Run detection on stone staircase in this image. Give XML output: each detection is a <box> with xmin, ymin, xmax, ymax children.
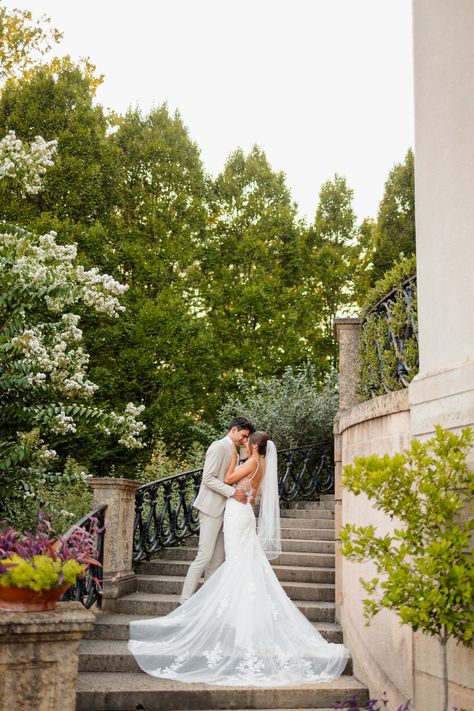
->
<box><xmin>76</xmin><ymin>496</ymin><xmax>368</xmax><ymax>710</ymax></box>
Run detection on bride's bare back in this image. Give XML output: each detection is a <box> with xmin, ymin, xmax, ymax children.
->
<box><xmin>225</xmin><ymin>451</ymin><xmax>264</xmax><ymax>504</ymax></box>
<box><xmin>234</xmin><ymin>459</ymin><xmax>264</xmax><ymax>503</ymax></box>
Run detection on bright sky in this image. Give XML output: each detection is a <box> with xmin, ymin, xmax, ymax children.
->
<box><xmin>6</xmin><ymin>0</ymin><xmax>414</xmax><ymax>223</ymax></box>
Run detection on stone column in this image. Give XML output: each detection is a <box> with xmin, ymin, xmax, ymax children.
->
<box><xmin>411</xmin><ymin>2</ymin><xmax>474</xmax><ymax>707</ymax></box>
<box><xmin>333</xmin><ymin>318</ymin><xmax>360</xmax><ymax>623</ymax></box>
<box><xmin>0</xmin><ymin>602</ymin><xmax>93</xmax><ymax>711</ymax></box>
<box><xmin>89</xmin><ymin>478</ymin><xmax>140</xmax><ymax>602</ymax></box>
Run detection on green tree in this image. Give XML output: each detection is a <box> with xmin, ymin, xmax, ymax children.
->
<box><xmin>304</xmin><ymin>174</ymin><xmax>359</xmax><ymax>364</ymax></box>
<box><xmin>0</xmin><ymin>4</ymin><xmax>62</xmax><ymax>85</ymax></box>
<box><xmin>341</xmin><ymin>426</ymin><xmax>474</xmax><ymax>711</ymax></box>
<box><xmin>201</xmin><ymin>146</ymin><xmax>321</xmax><ymax>386</ymax></box>
<box><xmin>0</xmin><ymin>62</ymin><xmax>116</xmax><ymax>227</ymax></box>
<box><xmin>372</xmin><ymin>149</ymin><xmax>415</xmax><ymax>282</ymax></box>
<box><xmin>75</xmin><ymin>106</ymin><xmax>218</xmax><ymax>456</ymax></box>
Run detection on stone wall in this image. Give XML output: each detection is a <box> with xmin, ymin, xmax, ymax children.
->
<box><xmin>336</xmin><ymin>386</ymin><xmax>474</xmax><ymax>710</ymax></box>
<box><xmin>337</xmin><ymin>389</ymin><xmax>414</xmax><ymax>708</ymax></box>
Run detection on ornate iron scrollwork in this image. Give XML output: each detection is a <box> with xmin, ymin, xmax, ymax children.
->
<box><xmin>60</xmin><ymin>504</ymin><xmax>106</xmax><ymax>609</ymax></box>
<box><xmin>132</xmin><ymin>443</ymin><xmax>334</xmax><ymax>565</ymax></box>
<box><xmin>133</xmin><ymin>468</ymin><xmax>202</xmax><ymax>566</ymax></box>
<box><xmin>360</xmin><ymin>274</ymin><xmax>418</xmax><ymax>399</ymax></box>
<box><xmin>277</xmin><ymin>442</ymin><xmax>334</xmax><ymax>502</ymax></box>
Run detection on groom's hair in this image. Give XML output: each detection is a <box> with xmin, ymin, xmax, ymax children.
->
<box><xmin>228</xmin><ymin>415</ymin><xmax>255</xmax><ymax>433</ymax></box>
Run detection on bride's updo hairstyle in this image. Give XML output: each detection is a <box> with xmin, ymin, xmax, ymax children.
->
<box><xmin>249</xmin><ymin>431</ymin><xmax>270</xmax><ymax>456</ymax></box>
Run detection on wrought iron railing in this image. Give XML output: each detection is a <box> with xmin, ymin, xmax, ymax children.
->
<box><xmin>60</xmin><ymin>504</ymin><xmax>106</xmax><ymax>609</ymax></box>
<box><xmin>133</xmin><ymin>468</ymin><xmax>202</xmax><ymax>565</ymax></box>
<box><xmin>360</xmin><ymin>274</ymin><xmax>418</xmax><ymax>399</ymax></box>
<box><xmin>277</xmin><ymin>442</ymin><xmax>334</xmax><ymax>501</ymax></box>
<box><xmin>133</xmin><ymin>443</ymin><xmax>334</xmax><ymax>565</ymax></box>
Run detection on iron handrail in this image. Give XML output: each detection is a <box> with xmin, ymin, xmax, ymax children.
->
<box><xmin>60</xmin><ymin>504</ymin><xmax>107</xmax><ymax>609</ymax></box>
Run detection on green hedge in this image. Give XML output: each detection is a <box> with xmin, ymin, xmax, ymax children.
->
<box><xmin>360</xmin><ymin>255</ymin><xmax>418</xmax><ymax>400</ymax></box>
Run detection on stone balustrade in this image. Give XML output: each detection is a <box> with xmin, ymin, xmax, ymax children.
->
<box><xmin>0</xmin><ymin>602</ymin><xmax>94</xmax><ymax>711</ymax></box>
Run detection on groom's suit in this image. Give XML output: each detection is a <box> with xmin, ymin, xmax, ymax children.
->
<box><xmin>180</xmin><ymin>436</ymin><xmax>235</xmax><ymax>603</ymax></box>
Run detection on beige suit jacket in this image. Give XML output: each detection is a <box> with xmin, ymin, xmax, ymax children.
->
<box><xmin>193</xmin><ymin>437</ymin><xmax>235</xmax><ymax>518</ymax></box>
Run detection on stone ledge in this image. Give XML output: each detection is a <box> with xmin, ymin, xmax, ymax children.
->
<box><xmin>338</xmin><ymin>389</ymin><xmax>409</xmax><ymax>434</ymax></box>
<box><xmin>0</xmin><ymin>602</ymin><xmax>94</xmax><ymax>639</ymax></box>
<box><xmin>89</xmin><ymin>478</ymin><xmax>141</xmax><ymax>492</ymax></box>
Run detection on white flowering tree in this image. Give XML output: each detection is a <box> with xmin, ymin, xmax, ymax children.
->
<box><xmin>0</xmin><ymin>131</ymin><xmax>145</xmax><ymax>521</ymax></box>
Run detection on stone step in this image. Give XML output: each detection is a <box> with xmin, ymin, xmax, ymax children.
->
<box><xmin>88</xmin><ymin>613</ymin><xmax>344</xmax><ymax>643</ymax></box>
<box><xmin>280</xmin><ymin>508</ymin><xmax>335</xmax><ymax>519</ymax></box>
<box><xmin>104</xmin><ymin>593</ymin><xmax>336</xmax><ymax>621</ymax></box>
<box><xmin>76</xmin><ymin>672</ymin><xmax>367</xmax><ymax>710</ymax></box>
<box><xmin>136</xmin><ymin>575</ymin><xmax>335</xmax><ymax>602</ymax></box>
<box><xmin>281</xmin><ymin>527</ymin><xmax>335</xmax><ymax>541</ymax></box>
<box><xmin>279</xmin><ymin>517</ymin><xmax>335</xmax><ymax>529</ymax></box>
<box><xmin>159</xmin><ymin>547</ymin><xmax>335</xmax><ymax>568</ymax></box>
<box><xmin>79</xmin><ymin>640</ymin><xmax>352</xmax><ymax>675</ymax></box>
<box><xmin>285</xmin><ymin>498</ymin><xmax>335</xmax><ymax>510</ymax></box>
<box><xmin>178</xmin><ymin>538</ymin><xmax>335</xmax><ymax>554</ymax></box>
<box><xmin>138</xmin><ymin>560</ymin><xmax>335</xmax><ymax>584</ymax></box>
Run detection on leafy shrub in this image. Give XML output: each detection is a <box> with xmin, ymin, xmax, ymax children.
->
<box><xmin>341</xmin><ymin>426</ymin><xmax>474</xmax><ymax>711</ymax></box>
<box><xmin>138</xmin><ymin>439</ymin><xmax>206</xmax><ymax>484</ymax></box>
<box><xmin>33</xmin><ymin>458</ymin><xmax>93</xmax><ymax>533</ymax></box>
<box><xmin>359</xmin><ymin>255</ymin><xmax>417</xmax><ymax>400</ymax></box>
<box><xmin>217</xmin><ymin>364</ymin><xmax>338</xmax><ymax>448</ymax></box>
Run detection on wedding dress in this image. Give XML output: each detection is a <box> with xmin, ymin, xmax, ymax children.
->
<box><xmin>128</xmin><ymin>445</ymin><xmax>349</xmax><ymax>686</ymax></box>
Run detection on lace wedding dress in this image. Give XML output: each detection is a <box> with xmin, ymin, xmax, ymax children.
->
<box><xmin>128</xmin><ymin>457</ymin><xmax>349</xmax><ymax>687</ymax></box>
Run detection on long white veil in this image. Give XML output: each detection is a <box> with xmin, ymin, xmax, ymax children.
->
<box><xmin>257</xmin><ymin>440</ymin><xmax>281</xmax><ymax>560</ymax></box>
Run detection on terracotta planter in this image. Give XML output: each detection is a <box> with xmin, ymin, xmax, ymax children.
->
<box><xmin>0</xmin><ymin>582</ymin><xmax>71</xmax><ymax>612</ymax></box>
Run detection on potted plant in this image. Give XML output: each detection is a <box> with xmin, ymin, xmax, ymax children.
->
<box><xmin>0</xmin><ymin>514</ymin><xmax>101</xmax><ymax>611</ymax></box>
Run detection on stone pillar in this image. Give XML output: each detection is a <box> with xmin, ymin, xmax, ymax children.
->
<box><xmin>411</xmin><ymin>2</ymin><xmax>474</xmax><ymax>708</ymax></box>
<box><xmin>333</xmin><ymin>318</ymin><xmax>361</xmax><ymax>412</ymax></box>
<box><xmin>333</xmin><ymin>318</ymin><xmax>360</xmax><ymax>623</ymax></box>
<box><xmin>0</xmin><ymin>602</ymin><xmax>93</xmax><ymax>711</ymax></box>
<box><xmin>89</xmin><ymin>478</ymin><xmax>140</xmax><ymax>601</ymax></box>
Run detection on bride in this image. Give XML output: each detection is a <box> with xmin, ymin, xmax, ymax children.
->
<box><xmin>128</xmin><ymin>431</ymin><xmax>349</xmax><ymax>686</ymax></box>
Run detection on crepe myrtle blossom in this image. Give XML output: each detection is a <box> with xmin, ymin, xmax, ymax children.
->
<box><xmin>4</xmin><ymin>230</ymin><xmax>127</xmax><ymax>318</ymax></box>
<box><xmin>103</xmin><ymin>403</ymin><xmax>147</xmax><ymax>449</ymax></box>
<box><xmin>11</xmin><ymin>318</ymin><xmax>98</xmax><ymax>399</ymax></box>
<box><xmin>0</xmin><ymin>130</ymin><xmax>57</xmax><ymax>196</ymax></box>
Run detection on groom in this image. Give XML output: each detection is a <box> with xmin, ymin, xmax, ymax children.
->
<box><xmin>180</xmin><ymin>415</ymin><xmax>255</xmax><ymax>603</ymax></box>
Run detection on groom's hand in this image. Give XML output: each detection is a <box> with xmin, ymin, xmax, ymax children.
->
<box><xmin>232</xmin><ymin>489</ymin><xmax>247</xmax><ymax>504</ymax></box>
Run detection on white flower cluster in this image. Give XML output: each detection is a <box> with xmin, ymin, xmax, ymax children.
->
<box><xmin>0</xmin><ymin>130</ymin><xmax>58</xmax><ymax>195</ymax></box>
<box><xmin>103</xmin><ymin>403</ymin><xmax>147</xmax><ymax>449</ymax></box>
<box><xmin>74</xmin><ymin>265</ymin><xmax>127</xmax><ymax>318</ymax></box>
<box><xmin>2</xmin><ymin>229</ymin><xmax>128</xmax><ymax>319</ymax></box>
<box><xmin>12</xmin><ymin>314</ymin><xmax>98</xmax><ymax>399</ymax></box>
<box><xmin>51</xmin><ymin>412</ymin><xmax>77</xmax><ymax>435</ymax></box>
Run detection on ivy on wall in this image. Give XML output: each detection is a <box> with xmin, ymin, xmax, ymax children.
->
<box><xmin>359</xmin><ymin>255</ymin><xmax>418</xmax><ymax>400</ymax></box>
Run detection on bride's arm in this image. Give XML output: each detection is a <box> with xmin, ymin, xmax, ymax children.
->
<box><xmin>224</xmin><ymin>455</ymin><xmax>256</xmax><ymax>485</ymax></box>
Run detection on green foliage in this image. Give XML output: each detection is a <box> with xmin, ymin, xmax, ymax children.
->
<box><xmin>341</xmin><ymin>426</ymin><xmax>474</xmax><ymax>648</ymax></box>
<box><xmin>0</xmin><ymin>5</ymin><xmax>62</xmax><ymax>85</ymax></box>
<box><xmin>218</xmin><ymin>364</ymin><xmax>338</xmax><ymax>448</ymax></box>
<box><xmin>0</xmin><ymin>554</ymin><xmax>84</xmax><ymax>591</ymax></box>
<box><xmin>201</xmin><ymin>146</ymin><xmax>320</xmax><ymax>383</ymax></box>
<box><xmin>0</xmin><ymin>63</ymin><xmax>116</xmax><ymax>225</ymax></box>
<box><xmin>372</xmin><ymin>149</ymin><xmax>415</xmax><ymax>282</ymax></box>
<box><xmin>139</xmin><ymin>439</ymin><xmax>206</xmax><ymax>484</ymax></box>
<box><xmin>304</xmin><ymin>175</ymin><xmax>364</xmax><ymax>364</ymax></box>
<box><xmin>359</xmin><ymin>254</ymin><xmax>417</xmax><ymax>399</ymax></box>
<box><xmin>33</xmin><ymin>458</ymin><xmax>93</xmax><ymax>534</ymax></box>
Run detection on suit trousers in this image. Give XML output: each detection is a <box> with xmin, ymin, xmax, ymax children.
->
<box><xmin>180</xmin><ymin>510</ymin><xmax>225</xmax><ymax>603</ymax></box>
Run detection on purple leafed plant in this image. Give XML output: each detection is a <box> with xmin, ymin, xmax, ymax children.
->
<box><xmin>334</xmin><ymin>696</ymin><xmax>411</xmax><ymax>711</ymax></box>
<box><xmin>0</xmin><ymin>512</ymin><xmax>103</xmax><ymax>568</ymax></box>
